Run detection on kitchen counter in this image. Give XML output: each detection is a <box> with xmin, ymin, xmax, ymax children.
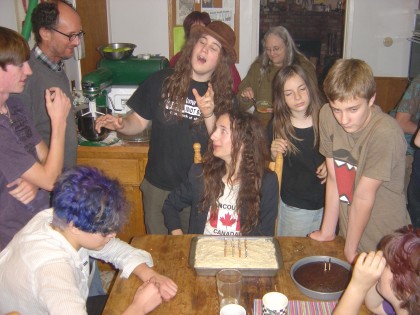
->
<box><xmin>77</xmin><ymin>142</ymin><xmax>149</xmax><ymax>242</ymax></box>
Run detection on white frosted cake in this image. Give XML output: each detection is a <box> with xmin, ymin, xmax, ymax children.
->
<box><xmin>194</xmin><ymin>237</ymin><xmax>278</xmax><ymax>269</ymax></box>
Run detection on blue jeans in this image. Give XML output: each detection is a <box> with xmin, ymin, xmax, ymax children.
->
<box><xmin>88</xmin><ymin>258</ymin><xmax>105</xmax><ymax>296</ymax></box>
<box><xmin>407</xmin><ymin>177</ymin><xmax>420</xmax><ymax>228</ymax></box>
<box><xmin>276</xmin><ymin>199</ymin><xmax>323</xmax><ymax>236</ymax></box>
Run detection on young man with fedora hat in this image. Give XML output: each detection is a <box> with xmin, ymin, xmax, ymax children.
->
<box><xmin>95</xmin><ymin>21</ymin><xmax>237</xmax><ymax>235</ymax></box>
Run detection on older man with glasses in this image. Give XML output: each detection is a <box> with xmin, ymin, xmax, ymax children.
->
<box><xmin>13</xmin><ymin>0</ymin><xmax>82</xmax><ymax>170</ymax></box>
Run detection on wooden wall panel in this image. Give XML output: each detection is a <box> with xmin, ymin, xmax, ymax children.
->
<box><xmin>374</xmin><ymin>77</ymin><xmax>409</xmax><ymax>114</ymax></box>
<box><xmin>76</xmin><ymin>0</ymin><xmax>109</xmax><ymax>76</ymax></box>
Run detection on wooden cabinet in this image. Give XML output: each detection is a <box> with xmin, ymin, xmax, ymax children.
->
<box><xmin>76</xmin><ymin>0</ymin><xmax>109</xmax><ymax>76</ymax></box>
<box><xmin>77</xmin><ymin>144</ymin><xmax>149</xmax><ymax>242</ymax></box>
<box><xmin>374</xmin><ymin>77</ymin><xmax>409</xmax><ymax>114</ymax></box>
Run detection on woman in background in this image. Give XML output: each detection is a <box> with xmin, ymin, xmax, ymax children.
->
<box><xmin>268</xmin><ymin>64</ymin><xmax>326</xmax><ymax>236</ymax></box>
<box><xmin>169</xmin><ymin>11</ymin><xmax>241</xmax><ymax>94</ymax></box>
<box><xmin>163</xmin><ymin>109</ymin><xmax>278</xmax><ymax>236</ymax></box>
<box><xmin>238</xmin><ymin>26</ymin><xmax>317</xmax><ymax>127</ymax></box>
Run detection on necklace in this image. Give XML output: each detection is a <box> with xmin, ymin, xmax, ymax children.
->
<box><xmin>0</xmin><ymin>103</ymin><xmax>14</xmax><ymax>125</ymax></box>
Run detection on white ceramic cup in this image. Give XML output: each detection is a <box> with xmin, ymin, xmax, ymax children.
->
<box><xmin>220</xmin><ymin>303</ymin><xmax>246</xmax><ymax>315</ymax></box>
<box><xmin>216</xmin><ymin>269</ymin><xmax>242</xmax><ymax>308</ymax></box>
<box><xmin>262</xmin><ymin>292</ymin><xmax>288</xmax><ymax>315</ymax></box>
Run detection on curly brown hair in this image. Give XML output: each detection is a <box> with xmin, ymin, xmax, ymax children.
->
<box><xmin>162</xmin><ymin>30</ymin><xmax>234</xmax><ymax>120</ymax></box>
<box><xmin>378</xmin><ymin>225</ymin><xmax>420</xmax><ymax>315</ymax></box>
<box><xmin>200</xmin><ymin>109</ymin><xmax>269</xmax><ymax>234</ymax></box>
<box><xmin>272</xmin><ymin>64</ymin><xmax>324</xmax><ymax>155</ymax></box>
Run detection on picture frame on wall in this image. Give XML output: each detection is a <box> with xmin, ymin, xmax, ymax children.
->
<box><xmin>168</xmin><ymin>0</ymin><xmax>240</xmax><ymax>62</ymax></box>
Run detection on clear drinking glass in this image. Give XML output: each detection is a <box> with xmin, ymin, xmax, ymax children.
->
<box><xmin>216</xmin><ymin>269</ymin><xmax>242</xmax><ymax>308</ymax></box>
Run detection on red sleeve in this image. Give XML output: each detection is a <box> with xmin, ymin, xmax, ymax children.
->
<box><xmin>169</xmin><ymin>52</ymin><xmax>181</xmax><ymax>68</ymax></box>
<box><xmin>230</xmin><ymin>64</ymin><xmax>241</xmax><ymax>94</ymax></box>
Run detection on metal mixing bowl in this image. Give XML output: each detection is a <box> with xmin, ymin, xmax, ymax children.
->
<box><xmin>97</xmin><ymin>43</ymin><xmax>136</xmax><ymax>60</ymax></box>
<box><xmin>77</xmin><ymin>107</ymin><xmax>110</xmax><ymax>141</ymax></box>
<box><xmin>290</xmin><ymin>256</ymin><xmax>352</xmax><ymax>301</ymax></box>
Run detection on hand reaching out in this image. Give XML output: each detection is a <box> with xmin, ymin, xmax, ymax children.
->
<box><xmin>308</xmin><ymin>230</ymin><xmax>335</xmax><ymax>242</ymax></box>
<box><xmin>124</xmin><ymin>278</ymin><xmax>162</xmax><ymax>315</ymax></box>
<box><xmin>351</xmin><ymin>251</ymin><xmax>386</xmax><ymax>291</ymax></box>
<box><xmin>152</xmin><ymin>273</ymin><xmax>178</xmax><ymax>302</ymax></box>
<box><xmin>316</xmin><ymin>161</ymin><xmax>327</xmax><ymax>184</ymax></box>
<box><xmin>7</xmin><ymin>178</ymin><xmax>38</xmax><ymax>204</ymax></box>
<box><xmin>332</xmin><ymin>251</ymin><xmax>386</xmax><ymax>315</ymax></box>
<box><xmin>240</xmin><ymin>87</ymin><xmax>255</xmax><ymax>101</ymax></box>
<box><xmin>95</xmin><ymin>114</ymin><xmax>124</xmax><ymax>133</ymax></box>
<box><xmin>193</xmin><ymin>82</ymin><xmax>214</xmax><ymax>118</ymax></box>
<box><xmin>271</xmin><ymin>138</ymin><xmax>288</xmax><ymax>159</ymax></box>
<box><xmin>45</xmin><ymin>87</ymin><xmax>70</xmax><ymax>126</ymax></box>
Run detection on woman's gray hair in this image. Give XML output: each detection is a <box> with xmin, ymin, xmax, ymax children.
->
<box><xmin>258</xmin><ymin>26</ymin><xmax>300</xmax><ymax>84</ymax></box>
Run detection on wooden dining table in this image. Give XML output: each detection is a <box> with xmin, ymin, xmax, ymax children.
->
<box><xmin>102</xmin><ymin>235</ymin><xmax>372</xmax><ymax>315</ymax></box>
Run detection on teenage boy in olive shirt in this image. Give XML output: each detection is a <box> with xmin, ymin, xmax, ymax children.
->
<box><xmin>309</xmin><ymin>59</ymin><xmax>411</xmax><ymax>263</ymax></box>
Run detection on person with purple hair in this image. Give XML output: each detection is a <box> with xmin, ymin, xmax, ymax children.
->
<box><xmin>0</xmin><ymin>166</ymin><xmax>177</xmax><ymax>315</ymax></box>
<box><xmin>333</xmin><ymin>225</ymin><xmax>420</xmax><ymax>315</ymax></box>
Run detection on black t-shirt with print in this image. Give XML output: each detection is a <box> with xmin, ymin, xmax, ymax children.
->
<box><xmin>127</xmin><ymin>68</ymin><xmax>209</xmax><ymax>190</ymax></box>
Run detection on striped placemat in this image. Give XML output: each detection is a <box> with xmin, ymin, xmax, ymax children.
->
<box><xmin>254</xmin><ymin>299</ymin><xmax>338</xmax><ymax>315</ymax></box>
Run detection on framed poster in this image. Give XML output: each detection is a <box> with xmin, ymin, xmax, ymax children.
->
<box><xmin>168</xmin><ymin>0</ymin><xmax>240</xmax><ymax>62</ymax></box>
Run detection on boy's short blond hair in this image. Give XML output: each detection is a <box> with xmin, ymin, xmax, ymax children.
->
<box><xmin>323</xmin><ymin>59</ymin><xmax>376</xmax><ymax>103</ymax></box>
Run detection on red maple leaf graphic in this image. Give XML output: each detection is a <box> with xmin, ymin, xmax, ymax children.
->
<box><xmin>220</xmin><ymin>213</ymin><xmax>237</xmax><ymax>227</ymax></box>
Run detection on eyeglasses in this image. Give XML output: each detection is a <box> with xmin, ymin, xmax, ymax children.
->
<box><xmin>50</xmin><ymin>27</ymin><xmax>85</xmax><ymax>42</ymax></box>
<box><xmin>265</xmin><ymin>46</ymin><xmax>282</xmax><ymax>54</ymax></box>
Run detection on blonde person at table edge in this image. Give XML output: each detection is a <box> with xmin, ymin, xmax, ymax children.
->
<box><xmin>162</xmin><ymin>109</ymin><xmax>279</xmax><ymax>236</ymax></box>
<box><xmin>268</xmin><ymin>64</ymin><xmax>327</xmax><ymax>237</ymax></box>
<box><xmin>333</xmin><ymin>225</ymin><xmax>420</xmax><ymax>315</ymax></box>
<box><xmin>0</xmin><ymin>166</ymin><xmax>177</xmax><ymax>315</ymax></box>
<box><xmin>95</xmin><ymin>21</ymin><xmax>237</xmax><ymax>235</ymax></box>
<box><xmin>309</xmin><ymin>59</ymin><xmax>411</xmax><ymax>263</ymax></box>
<box><xmin>238</xmin><ymin>26</ymin><xmax>317</xmax><ymax>128</ymax></box>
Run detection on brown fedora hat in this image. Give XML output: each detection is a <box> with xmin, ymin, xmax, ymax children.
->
<box><xmin>191</xmin><ymin>21</ymin><xmax>237</xmax><ymax>63</ymax></box>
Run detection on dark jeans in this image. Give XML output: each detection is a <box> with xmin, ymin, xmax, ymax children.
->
<box><xmin>86</xmin><ymin>294</ymin><xmax>108</xmax><ymax>315</ymax></box>
<box><xmin>407</xmin><ymin>178</ymin><xmax>420</xmax><ymax>228</ymax></box>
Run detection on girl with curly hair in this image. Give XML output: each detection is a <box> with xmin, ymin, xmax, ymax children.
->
<box><xmin>334</xmin><ymin>225</ymin><xmax>420</xmax><ymax>315</ymax></box>
<box><xmin>163</xmin><ymin>109</ymin><xmax>279</xmax><ymax>236</ymax></box>
<box><xmin>268</xmin><ymin>64</ymin><xmax>326</xmax><ymax>236</ymax></box>
<box><xmin>95</xmin><ymin>21</ymin><xmax>237</xmax><ymax>235</ymax></box>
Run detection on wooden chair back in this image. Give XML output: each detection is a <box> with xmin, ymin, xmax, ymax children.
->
<box><xmin>268</xmin><ymin>154</ymin><xmax>283</xmax><ymax>194</ymax></box>
<box><xmin>269</xmin><ymin>154</ymin><xmax>283</xmax><ymax>236</ymax></box>
<box><xmin>193</xmin><ymin>143</ymin><xmax>202</xmax><ymax>163</ymax></box>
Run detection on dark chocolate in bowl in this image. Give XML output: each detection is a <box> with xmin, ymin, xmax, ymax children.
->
<box><xmin>77</xmin><ymin>107</ymin><xmax>110</xmax><ymax>142</ymax></box>
<box><xmin>290</xmin><ymin>256</ymin><xmax>352</xmax><ymax>300</ymax></box>
<box><xmin>294</xmin><ymin>261</ymin><xmax>351</xmax><ymax>292</ymax></box>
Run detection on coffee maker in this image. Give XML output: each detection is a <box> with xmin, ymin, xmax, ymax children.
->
<box><xmin>81</xmin><ymin>55</ymin><xmax>169</xmax><ymax>114</ymax></box>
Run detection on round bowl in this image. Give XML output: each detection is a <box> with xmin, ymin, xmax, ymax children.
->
<box><xmin>77</xmin><ymin>107</ymin><xmax>110</xmax><ymax>141</ymax></box>
<box><xmin>255</xmin><ymin>100</ymin><xmax>273</xmax><ymax>114</ymax></box>
<box><xmin>290</xmin><ymin>256</ymin><xmax>352</xmax><ymax>301</ymax></box>
<box><xmin>97</xmin><ymin>43</ymin><xmax>136</xmax><ymax>60</ymax></box>
<box><xmin>117</xmin><ymin>124</ymin><xmax>151</xmax><ymax>142</ymax></box>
